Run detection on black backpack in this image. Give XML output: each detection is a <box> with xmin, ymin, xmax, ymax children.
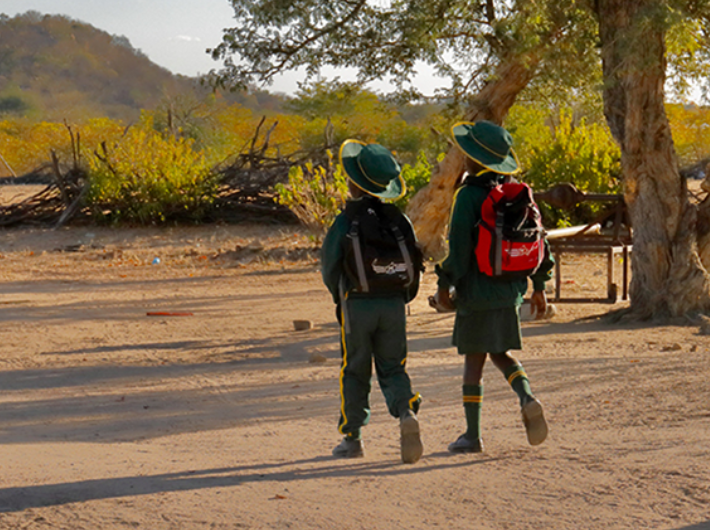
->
<box><xmin>342</xmin><ymin>197</ymin><xmax>423</xmax><ymax>297</ymax></box>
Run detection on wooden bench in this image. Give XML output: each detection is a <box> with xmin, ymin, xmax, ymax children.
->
<box><xmin>536</xmin><ymin>183</ymin><xmax>633</xmax><ymax>303</ymax></box>
<box><xmin>549</xmin><ymin>240</ymin><xmax>631</xmax><ymax>303</ymax></box>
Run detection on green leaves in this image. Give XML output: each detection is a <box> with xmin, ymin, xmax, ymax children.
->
<box><xmin>211</xmin><ymin>0</ymin><xmax>609</xmax><ymax>118</ymax></box>
<box><xmin>274</xmin><ymin>152</ymin><xmax>348</xmax><ymax>239</ymax></box>
<box><xmin>393</xmin><ymin>151</ymin><xmax>436</xmax><ymax>211</ymax></box>
<box><xmin>507</xmin><ymin>106</ymin><xmax>621</xmax><ymax>227</ymax></box>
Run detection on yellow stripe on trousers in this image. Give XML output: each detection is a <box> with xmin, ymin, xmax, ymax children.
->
<box><xmin>338</xmin><ymin>304</ymin><xmax>349</xmax><ymax>434</ymax></box>
<box><xmin>408</xmin><ymin>392</ymin><xmax>421</xmax><ymax>409</ymax></box>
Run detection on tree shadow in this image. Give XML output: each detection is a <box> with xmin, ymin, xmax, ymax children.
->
<box><xmin>2</xmin><ymin>298</ymin><xmax>675</xmax><ymax>447</ymax></box>
<box><xmin>0</xmin><ymin>452</ymin><xmax>505</xmax><ymax>513</ymax></box>
<box><xmin>0</xmin><ymin>345</ymin><xmax>658</xmax><ymax>446</ymax></box>
<box><xmin>0</xmin><ymin>281</ymin><xmax>322</xmax><ymax>324</ymax></box>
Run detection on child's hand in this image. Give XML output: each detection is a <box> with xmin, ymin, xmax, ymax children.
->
<box><xmin>428</xmin><ymin>287</ymin><xmax>456</xmax><ymax>313</ymax></box>
<box><xmin>530</xmin><ymin>290</ymin><xmax>548</xmax><ymax>319</ymax></box>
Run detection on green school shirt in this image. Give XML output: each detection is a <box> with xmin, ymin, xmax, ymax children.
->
<box><xmin>321</xmin><ymin>212</ymin><xmax>351</xmax><ymax>304</ymax></box>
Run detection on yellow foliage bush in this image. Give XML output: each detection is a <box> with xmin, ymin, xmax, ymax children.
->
<box><xmin>0</xmin><ymin>117</ymin><xmax>126</xmax><ymax>175</ymax></box>
<box><xmin>85</xmin><ymin>118</ymin><xmax>218</xmax><ymax>223</ymax></box>
<box><xmin>666</xmin><ymin>103</ymin><xmax>710</xmax><ymax>167</ymax></box>
<box><xmin>0</xmin><ymin>119</ymin><xmax>65</xmax><ymax>174</ymax></box>
<box><xmin>274</xmin><ymin>152</ymin><xmax>348</xmax><ymax>239</ymax></box>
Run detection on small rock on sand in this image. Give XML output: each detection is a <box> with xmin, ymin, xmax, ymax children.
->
<box><xmin>293</xmin><ymin>319</ymin><xmax>313</xmax><ymax>331</ymax></box>
<box><xmin>309</xmin><ymin>353</ymin><xmax>328</xmax><ymax>363</ymax></box>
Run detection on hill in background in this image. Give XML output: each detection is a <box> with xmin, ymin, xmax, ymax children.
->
<box><xmin>0</xmin><ymin>11</ymin><xmax>285</xmax><ymax>122</ymax></box>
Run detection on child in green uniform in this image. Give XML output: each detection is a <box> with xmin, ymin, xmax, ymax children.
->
<box><xmin>321</xmin><ymin>140</ymin><xmax>423</xmax><ymax>464</ymax></box>
<box><xmin>431</xmin><ymin>121</ymin><xmax>554</xmax><ymax>453</ymax></box>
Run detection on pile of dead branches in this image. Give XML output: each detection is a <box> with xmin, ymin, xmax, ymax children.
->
<box><xmin>0</xmin><ymin>125</ymin><xmax>88</xmax><ymax>228</ymax></box>
<box><xmin>0</xmin><ymin>118</ymin><xmax>337</xmax><ymax>227</ymax></box>
<box><xmin>211</xmin><ymin>116</ymin><xmax>337</xmax><ymax>222</ymax></box>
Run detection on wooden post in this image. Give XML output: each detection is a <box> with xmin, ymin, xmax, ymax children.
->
<box><xmin>623</xmin><ymin>245</ymin><xmax>630</xmax><ymax>301</ymax></box>
<box><xmin>607</xmin><ymin>248</ymin><xmax>616</xmax><ymax>300</ymax></box>
<box><xmin>554</xmin><ymin>252</ymin><xmax>562</xmax><ymax>302</ymax></box>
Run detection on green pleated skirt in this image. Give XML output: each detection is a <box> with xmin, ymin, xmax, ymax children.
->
<box><xmin>452</xmin><ymin>306</ymin><xmax>522</xmax><ymax>354</ymax></box>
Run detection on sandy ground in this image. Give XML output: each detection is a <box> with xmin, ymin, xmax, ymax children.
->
<box><xmin>0</xmin><ymin>215</ymin><xmax>709</xmax><ymax>528</ymax></box>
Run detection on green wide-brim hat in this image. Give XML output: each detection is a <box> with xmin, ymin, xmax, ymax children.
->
<box><xmin>452</xmin><ymin>121</ymin><xmax>520</xmax><ymax>175</ymax></box>
<box><xmin>339</xmin><ymin>140</ymin><xmax>406</xmax><ymax>200</ymax></box>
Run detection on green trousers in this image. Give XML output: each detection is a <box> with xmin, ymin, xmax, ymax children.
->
<box><xmin>337</xmin><ymin>296</ymin><xmax>420</xmax><ymax>437</ymax></box>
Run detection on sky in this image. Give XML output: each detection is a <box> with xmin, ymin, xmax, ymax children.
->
<box><xmin>2</xmin><ymin>1</ymin><xmax>235</xmax><ymax>76</ymax></box>
<box><xmin>1</xmin><ymin>0</ymin><xmax>430</xmax><ymax>96</ymax></box>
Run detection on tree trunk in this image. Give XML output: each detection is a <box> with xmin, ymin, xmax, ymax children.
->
<box><xmin>695</xmin><ymin>170</ymin><xmax>710</xmax><ymax>268</ymax></box>
<box><xmin>406</xmin><ymin>56</ymin><xmax>540</xmax><ymax>259</ymax></box>
<box><xmin>595</xmin><ymin>0</ymin><xmax>710</xmax><ymax>318</ymax></box>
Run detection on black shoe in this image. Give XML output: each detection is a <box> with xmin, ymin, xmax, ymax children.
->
<box><xmin>447</xmin><ymin>434</ymin><xmax>484</xmax><ymax>453</ymax></box>
<box><xmin>332</xmin><ymin>437</ymin><xmax>364</xmax><ymax>458</ymax></box>
<box><xmin>399</xmin><ymin>410</ymin><xmax>423</xmax><ymax>464</ymax></box>
<box><xmin>521</xmin><ymin>396</ymin><xmax>548</xmax><ymax>446</ymax></box>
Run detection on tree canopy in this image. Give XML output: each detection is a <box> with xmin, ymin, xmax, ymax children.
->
<box><xmin>211</xmin><ymin>0</ymin><xmax>710</xmax><ymax>107</ymax></box>
<box><xmin>211</xmin><ymin>1</ymin><xmax>604</xmax><ymax>108</ymax></box>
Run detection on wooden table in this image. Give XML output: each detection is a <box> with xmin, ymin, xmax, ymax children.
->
<box><xmin>549</xmin><ymin>239</ymin><xmax>632</xmax><ymax>303</ymax></box>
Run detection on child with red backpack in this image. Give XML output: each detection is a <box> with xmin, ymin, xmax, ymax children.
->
<box><xmin>430</xmin><ymin>121</ymin><xmax>554</xmax><ymax>453</ymax></box>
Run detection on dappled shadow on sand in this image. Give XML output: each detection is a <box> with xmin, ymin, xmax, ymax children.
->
<box><xmin>0</xmin><ymin>330</ymin><xmax>670</xmax><ymax>447</ymax></box>
<box><xmin>674</xmin><ymin>523</ymin><xmax>710</xmax><ymax>530</ymax></box>
<box><xmin>0</xmin><ymin>278</ymin><xmax>323</xmax><ymax>324</ymax></box>
<box><xmin>0</xmin><ymin>274</ymin><xmax>682</xmax><ymax>447</ymax></box>
<box><xmin>0</xmin><ymin>452</ymin><xmax>505</xmax><ymax>513</ymax></box>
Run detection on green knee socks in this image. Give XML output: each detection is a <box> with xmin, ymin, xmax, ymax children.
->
<box><xmin>504</xmin><ymin>364</ymin><xmax>533</xmax><ymax>406</ymax></box>
<box><xmin>462</xmin><ymin>384</ymin><xmax>483</xmax><ymax>441</ymax></box>
<box><xmin>462</xmin><ymin>365</ymin><xmax>533</xmax><ymax>440</ymax></box>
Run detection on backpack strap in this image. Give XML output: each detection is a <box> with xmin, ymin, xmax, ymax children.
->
<box><xmin>390</xmin><ymin>224</ymin><xmax>415</xmax><ymax>288</ymax></box>
<box><xmin>380</xmin><ymin>202</ymin><xmax>416</xmax><ymax>288</ymax></box>
<box><xmin>494</xmin><ymin>207</ymin><xmax>505</xmax><ymax>276</ymax></box>
<box><xmin>346</xmin><ymin>218</ymin><xmax>370</xmax><ymax>293</ymax></box>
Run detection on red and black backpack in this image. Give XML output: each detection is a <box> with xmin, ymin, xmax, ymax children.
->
<box><xmin>470</xmin><ymin>176</ymin><xmax>545</xmax><ymax>280</ymax></box>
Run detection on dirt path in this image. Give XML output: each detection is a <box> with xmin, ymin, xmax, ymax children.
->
<box><xmin>0</xmin><ymin>224</ymin><xmax>709</xmax><ymax>529</ymax></box>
